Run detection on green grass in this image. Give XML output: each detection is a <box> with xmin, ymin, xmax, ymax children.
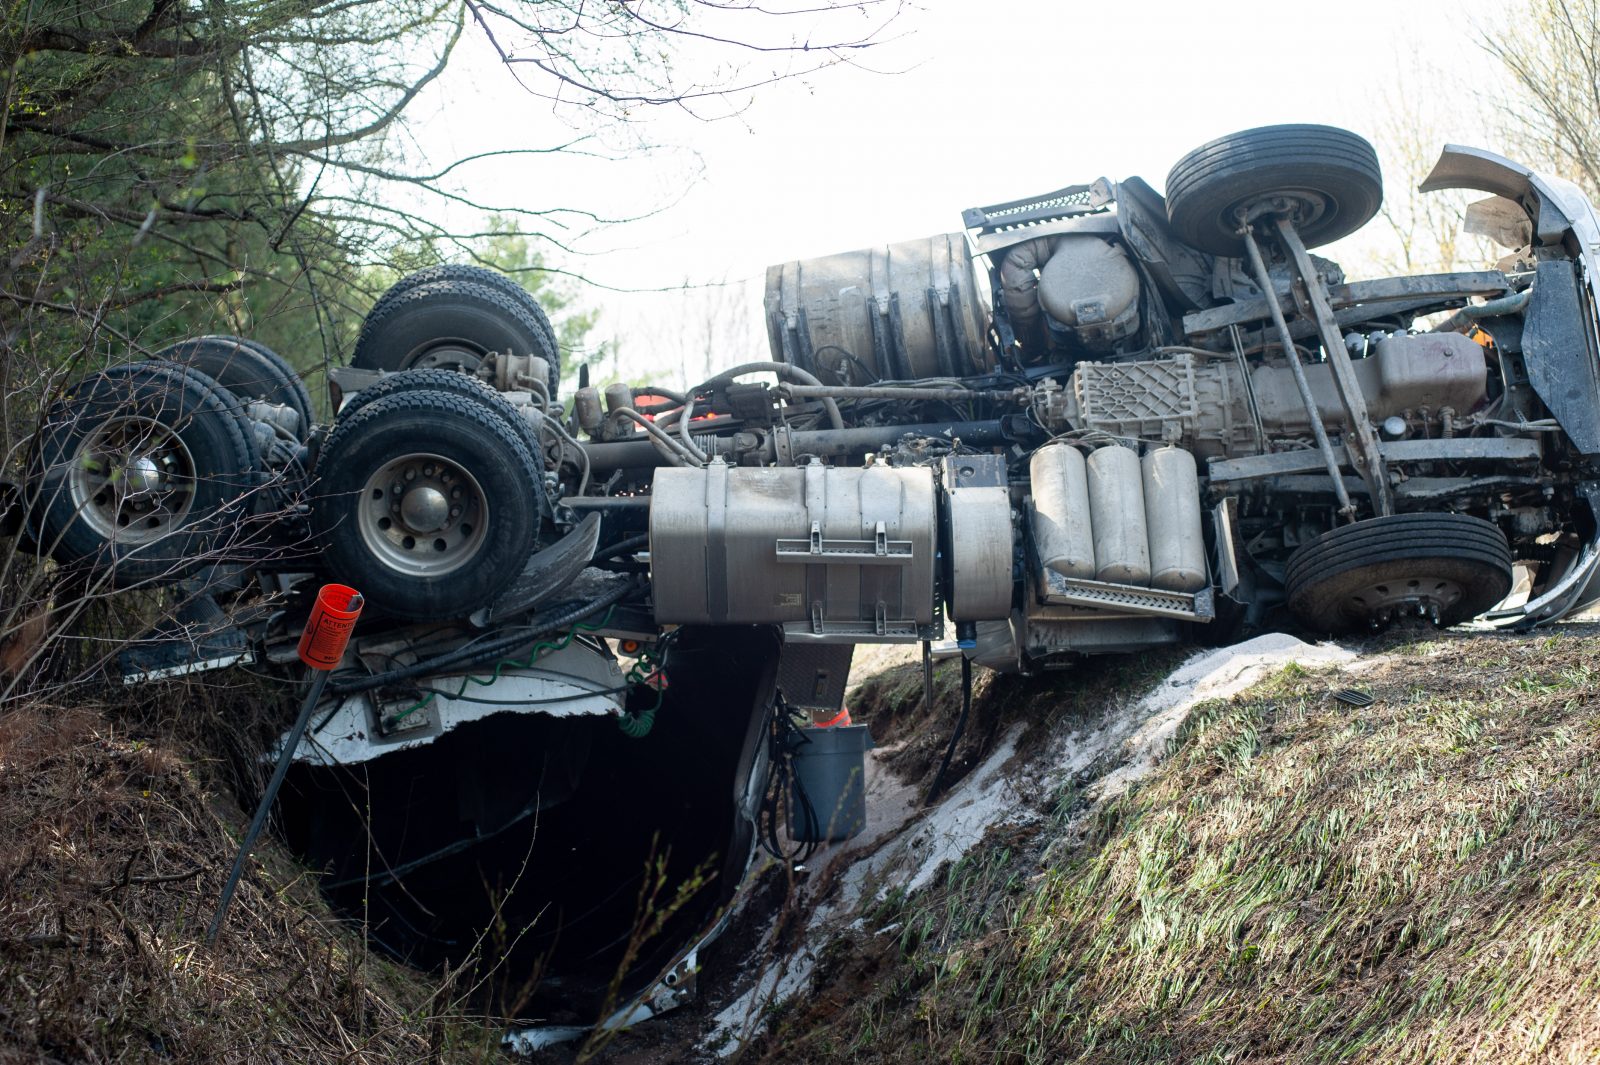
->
<box><xmin>763</xmin><ymin>631</ymin><xmax>1600</xmax><ymax>1064</ymax></box>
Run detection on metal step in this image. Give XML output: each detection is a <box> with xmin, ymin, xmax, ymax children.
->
<box><xmin>1039</xmin><ymin>570</ymin><xmax>1214</xmax><ymax>622</ymax></box>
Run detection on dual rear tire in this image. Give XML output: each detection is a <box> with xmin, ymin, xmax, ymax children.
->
<box><xmin>28</xmin><ymin>361</ymin><xmax>261</xmax><ymax>586</ymax></box>
<box><xmin>313</xmin><ymin>267</ymin><xmax>565</xmax><ymax>619</ymax></box>
<box><xmin>311</xmin><ymin>384</ymin><xmax>545</xmax><ymax>621</ymax></box>
<box><xmin>351</xmin><ymin>268</ymin><xmax>561</xmax><ymax>395</ymax></box>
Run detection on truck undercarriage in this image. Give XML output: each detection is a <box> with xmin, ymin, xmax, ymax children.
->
<box><xmin>11</xmin><ymin>126</ymin><xmax>1600</xmax><ymax>1035</ymax></box>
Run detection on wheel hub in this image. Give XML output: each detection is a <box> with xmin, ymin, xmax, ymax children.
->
<box><xmin>1234</xmin><ymin>190</ymin><xmax>1330</xmax><ymax>232</ymax></box>
<box><xmin>400</xmin><ymin>485</ymin><xmax>450</xmax><ymax>532</ymax></box>
<box><xmin>121</xmin><ymin>455</ymin><xmax>163</xmax><ymax>498</ymax></box>
<box><xmin>68</xmin><ymin>415</ymin><xmax>197</xmax><ymax>544</ymax></box>
<box><xmin>1345</xmin><ymin>574</ymin><xmax>1464</xmax><ymax>629</ymax></box>
<box><xmin>358</xmin><ymin>453</ymin><xmax>487</xmax><ymax>577</ymax></box>
<box><xmin>408</xmin><ymin>341</ymin><xmax>483</xmax><ymax>373</ymax></box>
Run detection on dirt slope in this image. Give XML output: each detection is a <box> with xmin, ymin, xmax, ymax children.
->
<box><xmin>0</xmin><ymin>696</ymin><xmax>506</xmax><ymax>1064</ymax></box>
<box><xmin>10</xmin><ymin>628</ymin><xmax>1600</xmax><ymax>1064</ymax></box>
<box><xmin>739</xmin><ymin>628</ymin><xmax>1600</xmax><ymax>1064</ymax></box>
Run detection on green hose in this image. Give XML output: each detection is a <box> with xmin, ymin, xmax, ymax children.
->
<box><xmin>384</xmin><ymin>608</ymin><xmax>616</xmax><ymax>729</ymax></box>
<box><xmin>616</xmin><ymin>643</ymin><xmax>667</xmax><ymax>738</ymax></box>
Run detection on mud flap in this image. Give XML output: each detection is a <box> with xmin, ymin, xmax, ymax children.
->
<box><xmin>469</xmin><ymin>511</ymin><xmax>602</xmax><ymax>627</ymax></box>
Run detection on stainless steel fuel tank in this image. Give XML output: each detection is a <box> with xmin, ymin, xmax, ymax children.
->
<box><xmin>650</xmin><ymin>461</ymin><xmax>937</xmax><ymax>640</ymax></box>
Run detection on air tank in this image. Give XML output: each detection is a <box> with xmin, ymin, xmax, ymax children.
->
<box><xmin>1142</xmin><ymin>446</ymin><xmax>1207</xmax><ymax>592</ymax></box>
<box><xmin>603</xmin><ymin>382</ymin><xmax>634</xmax><ymax>413</ymax></box>
<box><xmin>573</xmin><ymin>386</ymin><xmax>604</xmax><ymax>435</ymax></box>
<box><xmin>1029</xmin><ymin>444</ymin><xmax>1095</xmax><ymax>580</ymax></box>
<box><xmin>1086</xmin><ymin>445</ymin><xmax>1150</xmax><ymax>585</ymax></box>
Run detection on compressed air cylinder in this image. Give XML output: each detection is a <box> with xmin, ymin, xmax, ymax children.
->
<box><xmin>603</xmin><ymin>382</ymin><xmax>634</xmax><ymax>413</ymax></box>
<box><xmin>1086</xmin><ymin>445</ymin><xmax>1150</xmax><ymax>585</ymax></box>
<box><xmin>1142</xmin><ymin>446</ymin><xmax>1207</xmax><ymax>592</ymax></box>
<box><xmin>573</xmin><ymin>386</ymin><xmax>604</xmax><ymax>434</ymax></box>
<box><xmin>1029</xmin><ymin>444</ymin><xmax>1095</xmax><ymax>579</ymax></box>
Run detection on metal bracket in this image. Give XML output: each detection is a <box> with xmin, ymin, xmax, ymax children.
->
<box><xmin>782</xmin><ymin>618</ymin><xmax>922</xmax><ymax>643</ymax></box>
<box><xmin>776</xmin><ymin>535</ymin><xmax>914</xmax><ymax>564</ymax></box>
<box><xmin>1271</xmin><ymin>214</ymin><xmax>1394</xmax><ymax>516</ymax></box>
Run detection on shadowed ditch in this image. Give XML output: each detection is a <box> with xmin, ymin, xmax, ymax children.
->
<box><xmin>280</xmin><ymin>625</ymin><xmax>779</xmax><ymax>1019</ymax></box>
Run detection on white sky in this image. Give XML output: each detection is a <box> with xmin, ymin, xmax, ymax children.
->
<box><xmin>409</xmin><ymin>0</ymin><xmax>1506</xmax><ymax>386</ymax></box>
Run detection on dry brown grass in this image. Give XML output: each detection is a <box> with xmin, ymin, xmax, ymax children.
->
<box><xmin>0</xmin><ymin>696</ymin><xmax>505</xmax><ymax>1064</ymax></box>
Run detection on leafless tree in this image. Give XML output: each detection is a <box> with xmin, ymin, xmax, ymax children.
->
<box><xmin>1482</xmin><ymin>0</ymin><xmax>1600</xmax><ymax>201</ymax></box>
<box><xmin>0</xmin><ymin>0</ymin><xmax>901</xmax><ymax>696</ymax></box>
<box><xmin>1366</xmin><ymin>68</ymin><xmax>1497</xmax><ymax>277</ymax></box>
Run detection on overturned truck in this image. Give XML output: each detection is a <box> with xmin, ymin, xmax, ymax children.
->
<box><xmin>12</xmin><ymin>126</ymin><xmax>1600</xmax><ymax>1032</ymax></box>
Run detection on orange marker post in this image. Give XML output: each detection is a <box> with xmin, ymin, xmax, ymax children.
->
<box><xmin>208</xmin><ymin>584</ymin><xmax>363</xmax><ymax>943</ymax></box>
<box><xmin>297</xmin><ymin>584</ymin><xmax>363</xmax><ymax>669</ymax></box>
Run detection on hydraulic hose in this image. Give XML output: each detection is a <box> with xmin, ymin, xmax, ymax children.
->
<box><xmin>1434</xmin><ymin>286</ymin><xmax>1534</xmax><ymax>334</ymax></box>
<box><xmin>326</xmin><ymin>578</ymin><xmax>641</xmax><ymax>696</ymax></box>
<box><xmin>688</xmin><ymin>360</ymin><xmax>845</xmax><ymax>431</ymax></box>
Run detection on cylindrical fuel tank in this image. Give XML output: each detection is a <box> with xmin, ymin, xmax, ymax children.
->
<box><xmin>1029</xmin><ymin>444</ymin><xmax>1095</xmax><ymax>579</ymax></box>
<box><xmin>764</xmin><ymin>233</ymin><xmax>993</xmax><ymax>384</ymax></box>
<box><xmin>1086</xmin><ymin>445</ymin><xmax>1150</xmax><ymax>585</ymax></box>
<box><xmin>946</xmin><ymin>485</ymin><xmax>1014</xmax><ymax>622</ymax></box>
<box><xmin>649</xmin><ymin>463</ymin><xmax>937</xmax><ymax>632</ymax></box>
<box><xmin>1142</xmin><ymin>446</ymin><xmax>1207</xmax><ymax>592</ymax></box>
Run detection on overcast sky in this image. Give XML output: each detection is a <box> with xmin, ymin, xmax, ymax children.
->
<box><xmin>411</xmin><ymin>0</ymin><xmax>1506</xmax><ymax>386</ymax></box>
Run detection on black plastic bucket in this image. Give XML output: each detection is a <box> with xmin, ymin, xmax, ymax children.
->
<box><xmin>788</xmin><ymin>724</ymin><xmax>870</xmax><ymax>843</ymax></box>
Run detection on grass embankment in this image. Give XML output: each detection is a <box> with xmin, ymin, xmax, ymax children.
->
<box><xmin>764</xmin><ymin>631</ymin><xmax>1600</xmax><ymax>1064</ymax></box>
<box><xmin>0</xmin><ymin>692</ymin><xmax>506</xmax><ymax>1063</ymax></box>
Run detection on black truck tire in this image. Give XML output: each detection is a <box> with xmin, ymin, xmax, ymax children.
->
<box><xmin>311</xmin><ymin>388</ymin><xmax>542</xmax><ymax>621</ymax></box>
<box><xmin>1284</xmin><ymin>512</ymin><xmax>1513</xmax><ymax>633</ymax></box>
<box><xmin>155</xmin><ymin>335</ymin><xmax>314</xmax><ymax>440</ymax></box>
<box><xmin>331</xmin><ymin>366</ymin><xmax>545</xmax><ymax>466</ymax></box>
<box><xmin>1165</xmin><ymin>124</ymin><xmax>1383</xmax><ymax>256</ymax></box>
<box><xmin>28</xmin><ymin>361</ymin><xmax>260</xmax><ymax>586</ymax></box>
<box><xmin>351</xmin><ymin>278</ymin><xmax>560</xmax><ymax>394</ymax></box>
<box><xmin>367</xmin><ymin>264</ymin><xmax>549</xmax><ymax>328</ymax></box>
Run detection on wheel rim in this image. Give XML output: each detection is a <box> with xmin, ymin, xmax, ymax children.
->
<box><xmin>405</xmin><ymin>339</ymin><xmax>483</xmax><ymax>373</ymax></box>
<box><xmin>67</xmin><ymin>414</ymin><xmax>197</xmax><ymax>545</ymax></box>
<box><xmin>1341</xmin><ymin>569</ymin><xmax>1466</xmax><ymax>628</ymax></box>
<box><xmin>1233</xmin><ymin>190</ymin><xmax>1330</xmax><ymax>231</ymax></box>
<box><xmin>358</xmin><ymin>452</ymin><xmax>488</xmax><ymax>577</ymax></box>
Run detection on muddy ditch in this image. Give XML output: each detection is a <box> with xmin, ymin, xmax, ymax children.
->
<box><xmin>527</xmin><ymin>632</ymin><xmax>1377</xmax><ymax>1063</ymax></box>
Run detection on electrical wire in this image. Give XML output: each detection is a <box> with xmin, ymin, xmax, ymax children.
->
<box><xmin>759</xmin><ymin>693</ymin><xmax>820</xmax><ymax>865</ymax></box>
<box><xmin>382</xmin><ymin>607</ymin><xmax>618</xmax><ymax>728</ymax></box>
<box><xmin>616</xmin><ymin>634</ymin><xmax>674</xmax><ymax>738</ymax></box>
<box><xmin>325</xmin><ymin>579</ymin><xmax>640</xmax><ymax>697</ymax></box>
<box><xmin>323</xmin><ymin>788</ymin><xmax>546</xmax><ymax>891</ymax></box>
<box><xmin>311</xmin><ymin>693</ymin><xmax>350</xmax><ymax>735</ymax></box>
<box><xmin>924</xmin><ymin>655</ymin><xmax>973</xmax><ymax>806</ymax></box>
<box><xmin>594</xmin><ymin>534</ymin><xmax>649</xmax><ymax>562</ymax></box>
